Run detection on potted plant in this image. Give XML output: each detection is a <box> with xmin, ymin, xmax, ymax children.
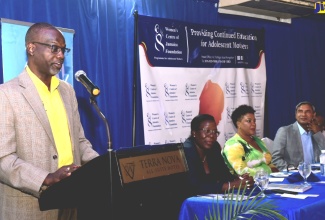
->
<box><xmin>199</xmin><ymin>184</ymin><xmax>287</xmax><ymax>220</ymax></box>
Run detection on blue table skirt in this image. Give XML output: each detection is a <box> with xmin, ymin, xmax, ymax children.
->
<box><xmin>179</xmin><ymin>173</ymin><xmax>325</xmax><ymax>220</ymax></box>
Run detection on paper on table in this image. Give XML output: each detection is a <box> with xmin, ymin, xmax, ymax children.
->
<box><xmin>275</xmin><ymin>193</ymin><xmax>308</xmax><ymax>199</ymax></box>
<box><xmin>269</xmin><ymin>177</ymin><xmax>284</xmax><ymax>182</ymax></box>
<box><xmin>268</xmin><ymin>183</ymin><xmax>312</xmax><ymax>193</ymax></box>
<box><xmin>303</xmin><ymin>194</ymin><xmax>319</xmax><ymax>197</ymax></box>
<box><xmin>198</xmin><ymin>194</ymin><xmax>255</xmax><ymax>200</ymax></box>
<box><xmin>270</xmin><ymin>172</ymin><xmax>290</xmax><ymax>178</ymax></box>
<box><xmin>275</xmin><ymin>193</ymin><xmax>319</xmax><ymax>199</ymax></box>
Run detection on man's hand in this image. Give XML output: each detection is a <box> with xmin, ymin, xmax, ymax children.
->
<box><xmin>307</xmin><ymin>118</ymin><xmax>321</xmax><ymax>134</ymax></box>
<box><xmin>42</xmin><ymin>164</ymin><xmax>80</xmax><ymax>186</ymax></box>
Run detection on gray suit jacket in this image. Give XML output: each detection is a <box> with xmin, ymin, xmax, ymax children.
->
<box><xmin>271</xmin><ymin>121</ymin><xmax>325</xmax><ymax>171</ymax></box>
<box><xmin>0</xmin><ymin>70</ymin><xmax>99</xmax><ymax>220</ymax></box>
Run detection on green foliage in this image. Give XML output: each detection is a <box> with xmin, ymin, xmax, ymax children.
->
<box><xmin>199</xmin><ymin>184</ymin><xmax>287</xmax><ymax>220</ymax></box>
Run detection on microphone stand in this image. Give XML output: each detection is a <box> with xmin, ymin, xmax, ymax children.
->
<box><xmin>89</xmin><ymin>95</ymin><xmax>113</xmax><ymax>211</ymax></box>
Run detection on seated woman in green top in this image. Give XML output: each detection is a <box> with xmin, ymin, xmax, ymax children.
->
<box><xmin>222</xmin><ymin>105</ymin><xmax>278</xmax><ymax>177</ymax></box>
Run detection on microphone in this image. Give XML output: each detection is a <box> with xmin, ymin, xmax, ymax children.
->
<box><xmin>75</xmin><ymin>70</ymin><xmax>100</xmax><ymax>96</ymax></box>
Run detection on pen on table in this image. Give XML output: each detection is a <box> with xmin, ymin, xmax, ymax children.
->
<box><xmin>196</xmin><ymin>194</ymin><xmax>218</xmax><ymax>199</ymax></box>
<box><xmin>271</xmin><ymin>189</ymin><xmax>298</xmax><ymax>195</ymax></box>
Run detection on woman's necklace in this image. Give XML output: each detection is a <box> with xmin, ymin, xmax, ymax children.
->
<box><xmin>202</xmin><ymin>155</ymin><xmax>207</xmax><ymax>163</ymax></box>
<box><xmin>242</xmin><ymin>135</ymin><xmax>254</xmax><ymax>145</ymax></box>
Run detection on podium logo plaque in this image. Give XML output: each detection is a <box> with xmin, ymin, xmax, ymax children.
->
<box><xmin>117</xmin><ymin>148</ymin><xmax>188</xmax><ymax>184</ymax></box>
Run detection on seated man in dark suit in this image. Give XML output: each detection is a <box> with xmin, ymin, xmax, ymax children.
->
<box><xmin>272</xmin><ymin>101</ymin><xmax>325</xmax><ymax>171</ymax></box>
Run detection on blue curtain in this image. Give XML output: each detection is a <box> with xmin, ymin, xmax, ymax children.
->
<box><xmin>1</xmin><ymin>0</ymin><xmax>325</xmax><ymax>154</ymax></box>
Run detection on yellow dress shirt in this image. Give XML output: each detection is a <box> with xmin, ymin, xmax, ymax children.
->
<box><xmin>27</xmin><ymin>66</ymin><xmax>73</xmax><ymax>168</ymax></box>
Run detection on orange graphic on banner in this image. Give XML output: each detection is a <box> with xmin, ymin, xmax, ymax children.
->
<box><xmin>199</xmin><ymin>80</ymin><xmax>225</xmax><ymax>125</ymax></box>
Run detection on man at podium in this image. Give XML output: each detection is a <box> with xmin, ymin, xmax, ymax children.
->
<box><xmin>0</xmin><ymin>23</ymin><xmax>99</xmax><ymax>220</ymax></box>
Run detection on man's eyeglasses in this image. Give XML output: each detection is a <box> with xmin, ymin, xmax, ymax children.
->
<box><xmin>198</xmin><ymin>128</ymin><xmax>220</xmax><ymax>136</ymax></box>
<box><xmin>32</xmin><ymin>42</ymin><xmax>71</xmax><ymax>55</ymax></box>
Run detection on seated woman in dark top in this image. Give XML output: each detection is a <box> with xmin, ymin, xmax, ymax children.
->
<box><xmin>183</xmin><ymin>114</ymin><xmax>253</xmax><ymax>195</ymax></box>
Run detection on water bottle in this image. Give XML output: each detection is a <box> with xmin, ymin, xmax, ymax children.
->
<box><xmin>320</xmin><ymin>150</ymin><xmax>325</xmax><ymax>176</ymax></box>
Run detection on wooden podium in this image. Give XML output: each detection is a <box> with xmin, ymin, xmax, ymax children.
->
<box><xmin>39</xmin><ymin>143</ymin><xmax>190</xmax><ymax>220</ymax></box>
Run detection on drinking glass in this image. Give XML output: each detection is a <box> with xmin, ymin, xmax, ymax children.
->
<box><xmin>254</xmin><ymin>170</ymin><xmax>269</xmax><ymax>197</ymax></box>
<box><xmin>298</xmin><ymin>161</ymin><xmax>312</xmax><ymax>186</ymax></box>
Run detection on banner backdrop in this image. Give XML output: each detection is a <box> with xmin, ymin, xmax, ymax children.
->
<box><xmin>138</xmin><ymin>15</ymin><xmax>266</xmax><ymax>146</ymax></box>
<box><xmin>1</xmin><ymin>18</ymin><xmax>74</xmax><ymax>84</ymax></box>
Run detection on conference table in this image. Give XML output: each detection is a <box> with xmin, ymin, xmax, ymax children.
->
<box><xmin>179</xmin><ymin>172</ymin><xmax>325</xmax><ymax>220</ymax></box>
